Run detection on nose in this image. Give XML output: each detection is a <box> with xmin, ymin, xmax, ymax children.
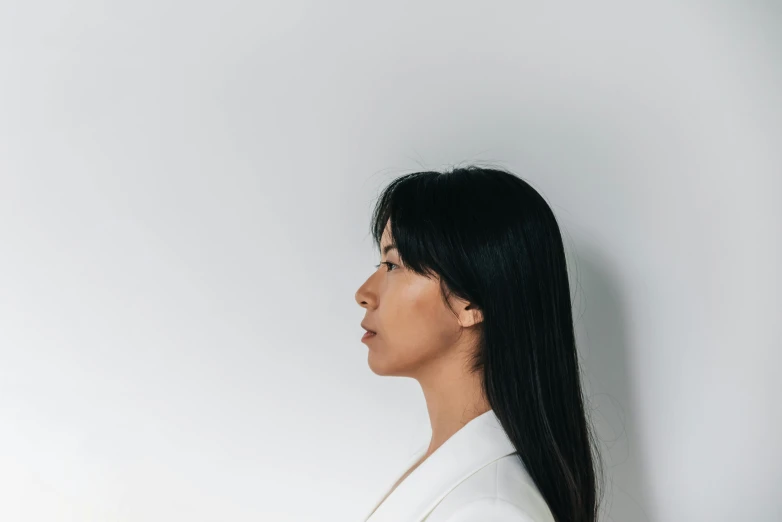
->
<box><xmin>355</xmin><ymin>274</ymin><xmax>376</xmax><ymax>309</ymax></box>
<box><xmin>355</xmin><ymin>287</ymin><xmax>369</xmax><ymax>309</ymax></box>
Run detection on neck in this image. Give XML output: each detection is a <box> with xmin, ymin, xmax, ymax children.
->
<box><xmin>415</xmin><ymin>353</ymin><xmax>491</xmax><ymax>457</ymax></box>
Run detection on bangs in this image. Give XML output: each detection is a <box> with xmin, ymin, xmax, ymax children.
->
<box><xmin>370</xmin><ymin>170</ymin><xmax>449</xmax><ymax>281</ymax></box>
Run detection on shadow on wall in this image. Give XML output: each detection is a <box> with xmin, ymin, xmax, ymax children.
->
<box><xmin>567</xmin><ymin>240</ymin><xmax>654</xmax><ymax>522</ymax></box>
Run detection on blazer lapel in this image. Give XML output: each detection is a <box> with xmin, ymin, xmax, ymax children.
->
<box><xmin>362</xmin><ymin>442</ymin><xmax>429</xmax><ymax>521</ymax></box>
<box><xmin>365</xmin><ymin>409</ymin><xmax>517</xmax><ymax>522</ymax></box>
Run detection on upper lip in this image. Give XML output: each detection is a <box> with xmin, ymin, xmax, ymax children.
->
<box><xmin>361</xmin><ymin>323</ymin><xmax>376</xmax><ymax>333</ymax></box>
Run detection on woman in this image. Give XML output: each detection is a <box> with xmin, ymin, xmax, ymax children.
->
<box><xmin>355</xmin><ymin>166</ymin><xmax>603</xmax><ymax>522</ymax></box>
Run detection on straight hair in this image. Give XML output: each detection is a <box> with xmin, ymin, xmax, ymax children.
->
<box><xmin>369</xmin><ymin>165</ymin><xmax>603</xmax><ymax>522</ymax></box>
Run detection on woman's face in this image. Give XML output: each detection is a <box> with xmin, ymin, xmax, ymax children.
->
<box><xmin>355</xmin><ymin>220</ymin><xmax>479</xmax><ymax>377</ymax></box>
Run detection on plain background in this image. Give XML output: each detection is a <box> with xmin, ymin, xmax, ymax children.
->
<box><xmin>1</xmin><ymin>1</ymin><xmax>780</xmax><ymax>521</ymax></box>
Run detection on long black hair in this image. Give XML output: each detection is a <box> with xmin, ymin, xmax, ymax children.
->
<box><xmin>369</xmin><ymin>165</ymin><xmax>603</xmax><ymax>522</ymax></box>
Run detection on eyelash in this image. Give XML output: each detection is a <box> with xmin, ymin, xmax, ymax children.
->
<box><xmin>375</xmin><ymin>261</ymin><xmax>398</xmax><ymax>272</ymax></box>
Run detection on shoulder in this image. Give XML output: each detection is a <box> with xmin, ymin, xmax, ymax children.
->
<box><xmin>425</xmin><ymin>454</ymin><xmax>555</xmax><ymax>522</ymax></box>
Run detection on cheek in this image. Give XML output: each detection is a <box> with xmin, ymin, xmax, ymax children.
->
<box><xmin>379</xmin><ymin>284</ymin><xmax>455</xmax><ymax>358</ymax></box>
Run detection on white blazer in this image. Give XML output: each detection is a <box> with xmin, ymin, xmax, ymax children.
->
<box><xmin>363</xmin><ymin>409</ymin><xmax>556</xmax><ymax>522</ymax></box>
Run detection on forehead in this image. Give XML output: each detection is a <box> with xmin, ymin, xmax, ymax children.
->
<box><xmin>380</xmin><ymin>219</ymin><xmax>393</xmax><ymax>243</ymax></box>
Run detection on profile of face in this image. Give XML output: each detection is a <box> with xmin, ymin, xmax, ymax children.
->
<box><xmin>355</xmin><ymin>220</ymin><xmax>483</xmax><ymax>377</ymax></box>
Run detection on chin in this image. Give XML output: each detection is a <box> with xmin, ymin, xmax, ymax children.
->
<box><xmin>367</xmin><ymin>352</ymin><xmax>394</xmax><ymax>376</ymax></box>
<box><xmin>367</xmin><ymin>351</ymin><xmax>415</xmax><ymax>377</ymax></box>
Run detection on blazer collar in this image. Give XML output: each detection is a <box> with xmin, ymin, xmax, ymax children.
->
<box><xmin>365</xmin><ymin>409</ymin><xmax>517</xmax><ymax>522</ymax></box>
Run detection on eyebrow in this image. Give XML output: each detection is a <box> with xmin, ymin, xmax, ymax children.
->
<box><xmin>381</xmin><ymin>243</ymin><xmax>397</xmax><ymax>256</ymax></box>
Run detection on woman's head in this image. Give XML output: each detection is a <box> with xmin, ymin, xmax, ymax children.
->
<box><xmin>355</xmin><ymin>216</ymin><xmax>483</xmax><ymax>377</ymax></box>
<box><xmin>355</xmin><ymin>165</ymin><xmax>603</xmax><ymax>522</ymax></box>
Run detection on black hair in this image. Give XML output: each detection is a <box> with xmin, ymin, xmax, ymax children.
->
<box><xmin>369</xmin><ymin>165</ymin><xmax>603</xmax><ymax>522</ymax></box>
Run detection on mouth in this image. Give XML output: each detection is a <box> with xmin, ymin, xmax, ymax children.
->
<box><xmin>361</xmin><ymin>323</ymin><xmax>377</xmax><ymax>342</ymax></box>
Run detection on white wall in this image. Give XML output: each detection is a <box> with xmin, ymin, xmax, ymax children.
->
<box><xmin>0</xmin><ymin>2</ymin><xmax>779</xmax><ymax>521</ymax></box>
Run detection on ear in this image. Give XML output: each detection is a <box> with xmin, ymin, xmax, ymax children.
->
<box><xmin>456</xmin><ymin>301</ymin><xmax>484</xmax><ymax>329</ymax></box>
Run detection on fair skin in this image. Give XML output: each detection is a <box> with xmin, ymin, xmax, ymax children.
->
<box><xmin>354</xmin><ymin>219</ymin><xmax>491</xmax><ymax>509</ymax></box>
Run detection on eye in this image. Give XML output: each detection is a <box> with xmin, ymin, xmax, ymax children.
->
<box><xmin>374</xmin><ymin>261</ymin><xmax>398</xmax><ymax>272</ymax></box>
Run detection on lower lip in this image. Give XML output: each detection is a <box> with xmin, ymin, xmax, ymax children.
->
<box><xmin>362</xmin><ymin>331</ymin><xmax>377</xmax><ymax>341</ymax></box>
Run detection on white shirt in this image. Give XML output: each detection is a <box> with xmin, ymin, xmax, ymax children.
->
<box><xmin>363</xmin><ymin>409</ymin><xmax>556</xmax><ymax>522</ymax></box>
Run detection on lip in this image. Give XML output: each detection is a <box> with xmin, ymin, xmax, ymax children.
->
<box><xmin>361</xmin><ymin>330</ymin><xmax>377</xmax><ymax>342</ymax></box>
